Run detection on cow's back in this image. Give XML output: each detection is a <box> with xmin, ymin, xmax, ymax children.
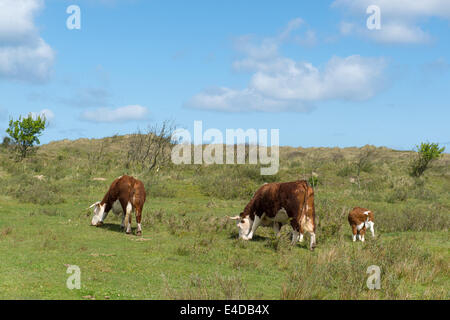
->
<box><xmin>252</xmin><ymin>181</ymin><xmax>309</xmax><ymax>218</ymax></box>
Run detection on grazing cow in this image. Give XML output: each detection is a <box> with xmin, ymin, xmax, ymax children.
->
<box><xmin>229</xmin><ymin>180</ymin><xmax>317</xmax><ymax>250</ymax></box>
<box><xmin>89</xmin><ymin>175</ymin><xmax>146</xmax><ymax>236</ymax></box>
<box><xmin>348</xmin><ymin>207</ymin><xmax>375</xmax><ymax>242</ymax></box>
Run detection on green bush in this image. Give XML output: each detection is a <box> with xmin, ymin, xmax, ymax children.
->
<box><xmin>6</xmin><ymin>113</ymin><xmax>47</xmax><ymax>160</ymax></box>
<box><xmin>410</xmin><ymin>142</ymin><xmax>445</xmax><ymax>177</ymax></box>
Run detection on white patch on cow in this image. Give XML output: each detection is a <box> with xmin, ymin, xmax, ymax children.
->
<box><xmin>137</xmin><ymin>223</ymin><xmax>142</xmax><ymax>232</ymax></box>
<box><xmin>361</xmin><ymin>235</ymin><xmax>365</xmax><ymax>242</ymax></box>
<box><xmin>243</xmin><ymin>214</ymin><xmax>263</xmax><ymax>240</ymax></box>
<box><xmin>91</xmin><ymin>203</ymin><xmax>106</xmax><ymax>226</ymax></box>
<box><xmin>364</xmin><ymin>211</ymin><xmax>370</xmax><ymax>215</ymax></box>
<box><xmin>125</xmin><ymin>201</ymin><xmax>132</xmax><ymax>233</ymax></box>
<box><xmin>310</xmin><ymin>232</ymin><xmax>316</xmax><ymax>249</ymax></box>
<box><xmin>368</xmin><ymin>221</ymin><xmax>375</xmax><ymax>237</ymax></box>
<box><xmin>357</xmin><ymin>222</ymin><xmax>365</xmax><ymax>231</ymax></box>
<box><xmin>298</xmin><ymin>233</ymin><xmax>304</xmax><ymax>242</ymax></box>
<box><xmin>237</xmin><ymin>216</ymin><xmax>252</xmax><ymax>239</ymax></box>
<box><xmin>352</xmin><ymin>234</ymin><xmax>356</xmax><ymax>242</ymax></box>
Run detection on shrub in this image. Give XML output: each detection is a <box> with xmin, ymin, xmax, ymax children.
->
<box><xmin>6</xmin><ymin>113</ymin><xmax>47</xmax><ymax>160</ymax></box>
<box><xmin>410</xmin><ymin>142</ymin><xmax>445</xmax><ymax>177</ymax></box>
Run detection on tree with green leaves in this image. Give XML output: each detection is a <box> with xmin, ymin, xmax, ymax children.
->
<box><xmin>6</xmin><ymin>113</ymin><xmax>47</xmax><ymax>160</ymax></box>
<box><xmin>410</xmin><ymin>142</ymin><xmax>445</xmax><ymax>177</ymax></box>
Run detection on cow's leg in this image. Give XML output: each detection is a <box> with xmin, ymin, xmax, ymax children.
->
<box><xmin>273</xmin><ymin>222</ymin><xmax>282</xmax><ymax>238</ymax></box>
<box><xmin>369</xmin><ymin>221</ymin><xmax>375</xmax><ymax>238</ymax></box>
<box><xmin>300</xmin><ymin>214</ymin><xmax>316</xmax><ymax>250</ymax></box>
<box><xmin>125</xmin><ymin>202</ymin><xmax>133</xmax><ymax>234</ymax></box>
<box><xmin>359</xmin><ymin>227</ymin><xmax>366</xmax><ymax>242</ymax></box>
<box><xmin>298</xmin><ymin>223</ymin><xmax>304</xmax><ymax>242</ymax></box>
<box><xmin>298</xmin><ymin>233</ymin><xmax>304</xmax><ymax>242</ymax></box>
<box><xmin>120</xmin><ymin>214</ymin><xmax>125</xmax><ymax>230</ymax></box>
<box><xmin>309</xmin><ymin>232</ymin><xmax>316</xmax><ymax>250</ymax></box>
<box><xmin>135</xmin><ymin>207</ymin><xmax>143</xmax><ymax>236</ymax></box>
<box><xmin>243</xmin><ymin>214</ymin><xmax>263</xmax><ymax>240</ymax></box>
<box><xmin>352</xmin><ymin>225</ymin><xmax>357</xmax><ymax>242</ymax></box>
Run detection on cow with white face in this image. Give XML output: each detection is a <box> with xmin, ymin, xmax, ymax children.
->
<box><xmin>89</xmin><ymin>175</ymin><xmax>146</xmax><ymax>236</ymax></box>
<box><xmin>229</xmin><ymin>180</ymin><xmax>317</xmax><ymax>250</ymax></box>
<box><xmin>90</xmin><ymin>199</ymin><xmax>124</xmax><ymax>227</ymax></box>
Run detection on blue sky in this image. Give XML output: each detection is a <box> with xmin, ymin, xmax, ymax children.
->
<box><xmin>0</xmin><ymin>0</ymin><xmax>449</xmax><ymax>150</ymax></box>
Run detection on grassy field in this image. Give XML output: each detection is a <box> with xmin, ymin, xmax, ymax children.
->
<box><xmin>0</xmin><ymin>136</ymin><xmax>448</xmax><ymax>299</ymax></box>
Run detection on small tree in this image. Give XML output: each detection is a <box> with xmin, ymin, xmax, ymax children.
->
<box><xmin>127</xmin><ymin>120</ymin><xmax>176</xmax><ymax>172</ymax></box>
<box><xmin>410</xmin><ymin>142</ymin><xmax>445</xmax><ymax>177</ymax></box>
<box><xmin>6</xmin><ymin>113</ymin><xmax>47</xmax><ymax>160</ymax></box>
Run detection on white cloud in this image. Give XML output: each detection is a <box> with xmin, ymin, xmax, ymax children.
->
<box><xmin>333</xmin><ymin>0</ymin><xmax>450</xmax><ymax>44</ymax></box>
<box><xmin>186</xmin><ymin>19</ymin><xmax>387</xmax><ymax>113</ymax></box>
<box><xmin>81</xmin><ymin>105</ymin><xmax>149</xmax><ymax>123</ymax></box>
<box><xmin>0</xmin><ymin>0</ymin><xmax>54</xmax><ymax>82</ymax></box>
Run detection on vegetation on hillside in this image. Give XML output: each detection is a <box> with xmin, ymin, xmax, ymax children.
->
<box><xmin>0</xmin><ymin>135</ymin><xmax>448</xmax><ymax>299</ymax></box>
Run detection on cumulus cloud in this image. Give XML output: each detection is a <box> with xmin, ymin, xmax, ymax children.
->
<box><xmin>0</xmin><ymin>0</ymin><xmax>55</xmax><ymax>82</ymax></box>
<box><xmin>186</xmin><ymin>19</ymin><xmax>387</xmax><ymax>113</ymax></box>
<box><xmin>332</xmin><ymin>0</ymin><xmax>450</xmax><ymax>44</ymax></box>
<box><xmin>80</xmin><ymin>105</ymin><xmax>149</xmax><ymax>123</ymax></box>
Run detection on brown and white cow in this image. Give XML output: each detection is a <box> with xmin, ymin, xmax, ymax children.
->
<box><xmin>229</xmin><ymin>180</ymin><xmax>317</xmax><ymax>250</ymax></box>
<box><xmin>348</xmin><ymin>207</ymin><xmax>375</xmax><ymax>242</ymax></box>
<box><xmin>89</xmin><ymin>175</ymin><xmax>146</xmax><ymax>236</ymax></box>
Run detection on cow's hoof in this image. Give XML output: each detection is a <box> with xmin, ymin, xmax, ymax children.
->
<box><xmin>136</xmin><ymin>231</ymin><xmax>142</xmax><ymax>236</ymax></box>
<box><xmin>96</xmin><ymin>221</ymin><xmax>103</xmax><ymax>227</ymax></box>
<box><xmin>126</xmin><ymin>230</ymin><xmax>131</xmax><ymax>235</ymax></box>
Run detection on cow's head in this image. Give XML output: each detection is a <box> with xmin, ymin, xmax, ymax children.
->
<box><xmin>228</xmin><ymin>213</ymin><xmax>252</xmax><ymax>239</ymax></box>
<box><xmin>89</xmin><ymin>201</ymin><xmax>107</xmax><ymax>226</ymax></box>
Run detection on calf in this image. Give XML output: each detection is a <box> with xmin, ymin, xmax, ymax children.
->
<box><xmin>89</xmin><ymin>175</ymin><xmax>146</xmax><ymax>236</ymax></box>
<box><xmin>229</xmin><ymin>180</ymin><xmax>317</xmax><ymax>250</ymax></box>
<box><xmin>348</xmin><ymin>207</ymin><xmax>375</xmax><ymax>242</ymax></box>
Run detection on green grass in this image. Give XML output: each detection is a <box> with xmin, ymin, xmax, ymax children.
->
<box><xmin>0</xmin><ymin>137</ymin><xmax>448</xmax><ymax>299</ymax></box>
